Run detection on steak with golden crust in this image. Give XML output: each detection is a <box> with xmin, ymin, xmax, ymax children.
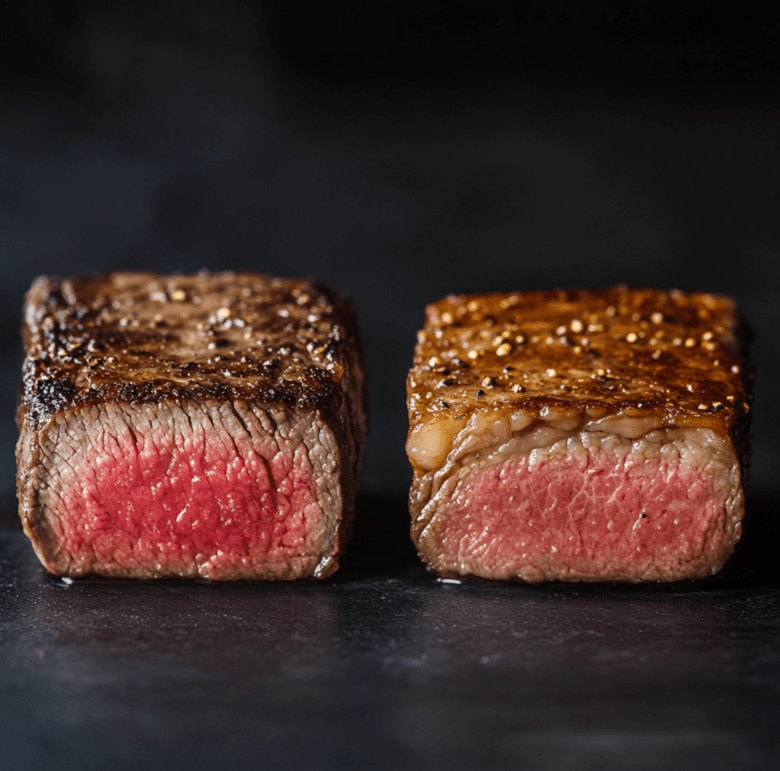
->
<box><xmin>406</xmin><ymin>287</ymin><xmax>751</xmax><ymax>583</ymax></box>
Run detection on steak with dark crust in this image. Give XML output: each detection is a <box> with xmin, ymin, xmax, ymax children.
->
<box><xmin>17</xmin><ymin>271</ymin><xmax>367</xmax><ymax>580</ymax></box>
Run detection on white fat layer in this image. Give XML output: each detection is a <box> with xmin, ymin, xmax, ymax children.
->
<box><xmin>408</xmin><ymin>409</ymin><xmax>689</xmax><ymax>472</ymax></box>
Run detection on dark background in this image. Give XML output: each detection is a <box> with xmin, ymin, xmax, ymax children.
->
<box><xmin>1</xmin><ymin>0</ymin><xmax>779</xmax><ymax>509</ymax></box>
<box><xmin>1</xmin><ymin>4</ymin><xmax>780</xmax><ymax>769</ymax></box>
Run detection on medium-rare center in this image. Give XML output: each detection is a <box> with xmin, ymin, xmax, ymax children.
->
<box><xmin>406</xmin><ymin>287</ymin><xmax>751</xmax><ymax>583</ymax></box>
<box><xmin>16</xmin><ymin>271</ymin><xmax>367</xmax><ymax>580</ymax></box>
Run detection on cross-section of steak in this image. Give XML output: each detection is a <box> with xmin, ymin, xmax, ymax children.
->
<box><xmin>406</xmin><ymin>288</ymin><xmax>751</xmax><ymax>583</ymax></box>
<box><xmin>17</xmin><ymin>271</ymin><xmax>367</xmax><ymax>580</ymax></box>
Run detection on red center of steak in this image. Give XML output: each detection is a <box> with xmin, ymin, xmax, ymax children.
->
<box><xmin>57</xmin><ymin>425</ymin><xmax>322</xmax><ymax>578</ymax></box>
<box><xmin>435</xmin><ymin>451</ymin><xmax>730</xmax><ymax>581</ymax></box>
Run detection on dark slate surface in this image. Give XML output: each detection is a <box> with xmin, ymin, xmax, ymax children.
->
<box><xmin>2</xmin><ymin>491</ymin><xmax>780</xmax><ymax>771</ymax></box>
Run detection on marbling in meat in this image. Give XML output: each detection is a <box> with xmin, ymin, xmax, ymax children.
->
<box><xmin>406</xmin><ymin>287</ymin><xmax>751</xmax><ymax>582</ymax></box>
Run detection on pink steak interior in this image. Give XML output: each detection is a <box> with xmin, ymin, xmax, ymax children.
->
<box><xmin>51</xmin><ymin>423</ymin><xmax>326</xmax><ymax>579</ymax></box>
<box><xmin>431</xmin><ymin>451</ymin><xmax>734</xmax><ymax>582</ymax></box>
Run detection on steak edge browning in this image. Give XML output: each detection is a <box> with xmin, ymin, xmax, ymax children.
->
<box><xmin>406</xmin><ymin>287</ymin><xmax>752</xmax><ymax>583</ymax></box>
<box><xmin>17</xmin><ymin>271</ymin><xmax>367</xmax><ymax>580</ymax></box>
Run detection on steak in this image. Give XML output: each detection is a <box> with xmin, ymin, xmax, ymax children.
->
<box><xmin>17</xmin><ymin>271</ymin><xmax>367</xmax><ymax>580</ymax></box>
<box><xmin>406</xmin><ymin>287</ymin><xmax>751</xmax><ymax>582</ymax></box>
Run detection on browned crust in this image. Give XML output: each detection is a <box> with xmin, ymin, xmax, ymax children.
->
<box><xmin>406</xmin><ymin>287</ymin><xmax>753</xmax><ymax>581</ymax></box>
<box><xmin>19</xmin><ymin>271</ymin><xmax>365</xmax><ymax>429</ymax></box>
<box><xmin>408</xmin><ymin>286</ymin><xmax>751</xmax><ymax>453</ymax></box>
<box><xmin>17</xmin><ymin>271</ymin><xmax>368</xmax><ymax>580</ymax></box>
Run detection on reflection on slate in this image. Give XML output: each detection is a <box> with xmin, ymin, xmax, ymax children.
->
<box><xmin>2</xmin><ymin>493</ymin><xmax>780</xmax><ymax>770</ymax></box>
<box><xmin>389</xmin><ymin>594</ymin><xmax>773</xmax><ymax>769</ymax></box>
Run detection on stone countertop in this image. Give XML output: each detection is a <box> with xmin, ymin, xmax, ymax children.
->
<box><xmin>1</xmin><ymin>491</ymin><xmax>779</xmax><ymax>771</ymax></box>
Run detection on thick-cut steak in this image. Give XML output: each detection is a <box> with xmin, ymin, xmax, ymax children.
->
<box><xmin>406</xmin><ymin>288</ymin><xmax>751</xmax><ymax>582</ymax></box>
<box><xmin>17</xmin><ymin>271</ymin><xmax>367</xmax><ymax>580</ymax></box>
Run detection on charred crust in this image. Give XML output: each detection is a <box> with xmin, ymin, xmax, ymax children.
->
<box><xmin>19</xmin><ymin>271</ymin><xmax>364</xmax><ymax>431</ymax></box>
<box><xmin>21</xmin><ymin>358</ymin><xmax>76</xmax><ymax>429</ymax></box>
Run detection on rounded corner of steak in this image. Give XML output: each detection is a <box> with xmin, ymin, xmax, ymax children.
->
<box><xmin>16</xmin><ymin>271</ymin><xmax>367</xmax><ymax>581</ymax></box>
<box><xmin>406</xmin><ymin>287</ymin><xmax>751</xmax><ymax>583</ymax></box>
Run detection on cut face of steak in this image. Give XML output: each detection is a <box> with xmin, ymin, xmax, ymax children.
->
<box><xmin>406</xmin><ymin>288</ymin><xmax>751</xmax><ymax>583</ymax></box>
<box><xmin>17</xmin><ymin>272</ymin><xmax>367</xmax><ymax>580</ymax></box>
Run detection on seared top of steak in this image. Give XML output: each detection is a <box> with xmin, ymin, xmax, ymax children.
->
<box><xmin>21</xmin><ymin>272</ymin><xmax>362</xmax><ymax>428</ymax></box>
<box><xmin>409</xmin><ymin>287</ymin><xmax>750</xmax><ymax>433</ymax></box>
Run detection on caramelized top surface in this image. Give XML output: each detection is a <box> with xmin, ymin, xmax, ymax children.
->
<box><xmin>408</xmin><ymin>287</ymin><xmax>751</xmax><ymax>431</ymax></box>
<box><xmin>21</xmin><ymin>271</ymin><xmax>360</xmax><ymax>427</ymax></box>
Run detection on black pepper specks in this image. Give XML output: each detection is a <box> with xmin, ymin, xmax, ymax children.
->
<box><xmin>19</xmin><ymin>272</ymin><xmax>363</xmax><ymax>424</ymax></box>
<box><xmin>409</xmin><ymin>287</ymin><xmax>747</xmax><ymax>426</ymax></box>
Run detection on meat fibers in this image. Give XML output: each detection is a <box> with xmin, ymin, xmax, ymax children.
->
<box><xmin>17</xmin><ymin>272</ymin><xmax>367</xmax><ymax>580</ymax></box>
<box><xmin>406</xmin><ymin>288</ymin><xmax>751</xmax><ymax>582</ymax></box>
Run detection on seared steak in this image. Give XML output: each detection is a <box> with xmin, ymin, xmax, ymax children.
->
<box><xmin>17</xmin><ymin>271</ymin><xmax>367</xmax><ymax>580</ymax></box>
<box><xmin>406</xmin><ymin>287</ymin><xmax>751</xmax><ymax>582</ymax></box>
